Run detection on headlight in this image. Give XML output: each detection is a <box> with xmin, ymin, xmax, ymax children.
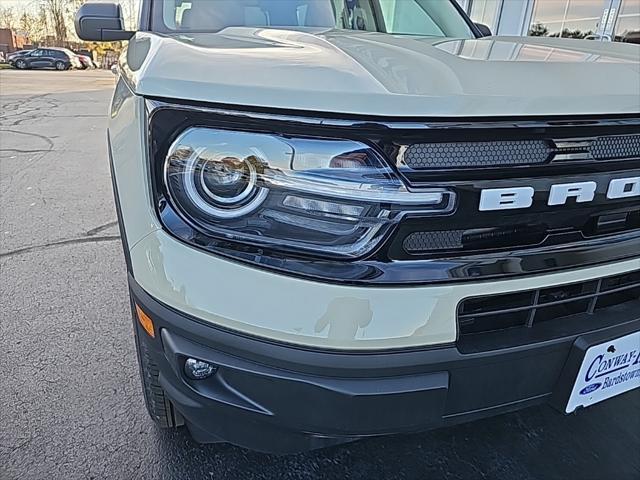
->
<box><xmin>164</xmin><ymin>127</ymin><xmax>453</xmax><ymax>258</ymax></box>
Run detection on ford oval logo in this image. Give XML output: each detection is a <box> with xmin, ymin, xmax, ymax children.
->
<box><xmin>580</xmin><ymin>383</ymin><xmax>602</xmax><ymax>395</ymax></box>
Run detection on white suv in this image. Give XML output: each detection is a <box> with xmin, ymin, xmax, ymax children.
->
<box><xmin>76</xmin><ymin>0</ymin><xmax>640</xmax><ymax>454</ymax></box>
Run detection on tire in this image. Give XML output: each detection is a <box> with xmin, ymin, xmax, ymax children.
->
<box><xmin>15</xmin><ymin>59</ymin><xmax>27</xmax><ymax>69</ymax></box>
<box><xmin>134</xmin><ymin>329</ymin><xmax>185</xmax><ymax>429</ymax></box>
<box><xmin>55</xmin><ymin>61</ymin><xmax>67</xmax><ymax>71</ymax></box>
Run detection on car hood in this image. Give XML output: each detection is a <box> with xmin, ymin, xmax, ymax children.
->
<box><xmin>124</xmin><ymin>29</ymin><xmax>640</xmax><ymax>117</ymax></box>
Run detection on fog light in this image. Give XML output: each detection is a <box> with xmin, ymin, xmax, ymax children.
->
<box><xmin>184</xmin><ymin>358</ymin><xmax>217</xmax><ymax>380</ymax></box>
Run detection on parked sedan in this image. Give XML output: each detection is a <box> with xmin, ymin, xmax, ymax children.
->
<box><xmin>11</xmin><ymin>48</ymin><xmax>81</xmax><ymax>71</ymax></box>
<box><xmin>7</xmin><ymin>49</ymin><xmax>33</xmax><ymax>63</ymax></box>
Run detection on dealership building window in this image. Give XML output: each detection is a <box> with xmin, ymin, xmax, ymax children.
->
<box><xmin>457</xmin><ymin>0</ymin><xmax>639</xmax><ymax>42</ymax></box>
<box><xmin>614</xmin><ymin>0</ymin><xmax>640</xmax><ymax>40</ymax></box>
<box><xmin>468</xmin><ymin>0</ymin><xmax>503</xmax><ymax>33</ymax></box>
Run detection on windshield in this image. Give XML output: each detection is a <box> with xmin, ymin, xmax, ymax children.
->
<box><xmin>153</xmin><ymin>0</ymin><xmax>475</xmax><ymax>38</ymax></box>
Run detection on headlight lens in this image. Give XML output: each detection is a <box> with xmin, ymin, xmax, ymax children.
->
<box><xmin>176</xmin><ymin>143</ymin><xmax>268</xmax><ymax>219</ymax></box>
<box><xmin>164</xmin><ymin>128</ymin><xmax>453</xmax><ymax>258</ymax></box>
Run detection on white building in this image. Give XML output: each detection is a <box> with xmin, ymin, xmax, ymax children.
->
<box><xmin>456</xmin><ymin>0</ymin><xmax>639</xmax><ymax>42</ymax></box>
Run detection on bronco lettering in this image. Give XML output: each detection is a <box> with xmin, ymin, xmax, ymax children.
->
<box><xmin>480</xmin><ymin>177</ymin><xmax>640</xmax><ymax>211</ymax></box>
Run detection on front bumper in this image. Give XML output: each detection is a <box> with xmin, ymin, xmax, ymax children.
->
<box><xmin>129</xmin><ymin>229</ymin><xmax>640</xmax><ymax>350</ymax></box>
<box><xmin>130</xmin><ymin>276</ymin><xmax>640</xmax><ymax>454</ymax></box>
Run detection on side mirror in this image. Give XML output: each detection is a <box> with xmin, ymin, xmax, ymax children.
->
<box><xmin>475</xmin><ymin>23</ymin><xmax>492</xmax><ymax>37</ymax></box>
<box><xmin>75</xmin><ymin>2</ymin><xmax>135</xmax><ymax>42</ymax></box>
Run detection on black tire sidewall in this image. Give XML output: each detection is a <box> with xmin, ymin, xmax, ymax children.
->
<box><xmin>55</xmin><ymin>61</ymin><xmax>66</xmax><ymax>71</ymax></box>
<box><xmin>133</xmin><ymin>321</ymin><xmax>182</xmax><ymax>429</ymax></box>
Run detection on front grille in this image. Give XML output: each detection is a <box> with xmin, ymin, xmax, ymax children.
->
<box><xmin>403</xmin><ymin>230</ymin><xmax>464</xmax><ymax>252</ymax></box>
<box><xmin>402</xmin><ymin>133</ymin><xmax>640</xmax><ymax>170</ymax></box>
<box><xmin>393</xmin><ymin>117</ymin><xmax>640</xmax><ymax>261</ymax></box>
<box><xmin>402</xmin><ymin>224</ymin><xmax>550</xmax><ymax>255</ymax></box>
<box><xmin>590</xmin><ymin>134</ymin><xmax>640</xmax><ymax>160</ymax></box>
<box><xmin>458</xmin><ymin>270</ymin><xmax>640</xmax><ymax>339</ymax></box>
<box><xmin>403</xmin><ymin>140</ymin><xmax>551</xmax><ymax>169</ymax></box>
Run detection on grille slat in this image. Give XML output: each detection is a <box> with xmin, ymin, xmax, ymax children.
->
<box><xmin>459</xmin><ymin>280</ymin><xmax>639</xmax><ymax>320</ymax></box>
<box><xmin>458</xmin><ymin>270</ymin><xmax>640</xmax><ymax>338</ymax></box>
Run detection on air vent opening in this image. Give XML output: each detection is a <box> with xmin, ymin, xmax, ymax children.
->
<box><xmin>403</xmin><ymin>225</ymin><xmax>548</xmax><ymax>255</ymax></box>
<box><xmin>458</xmin><ymin>271</ymin><xmax>640</xmax><ymax>349</ymax></box>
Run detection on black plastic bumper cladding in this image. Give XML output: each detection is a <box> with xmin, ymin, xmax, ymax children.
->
<box><xmin>147</xmin><ymin>102</ymin><xmax>640</xmax><ymax>285</ymax></box>
<box><xmin>129</xmin><ymin>277</ymin><xmax>640</xmax><ymax>454</ymax></box>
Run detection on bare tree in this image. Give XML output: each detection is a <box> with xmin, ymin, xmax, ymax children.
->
<box><xmin>0</xmin><ymin>6</ymin><xmax>17</xmax><ymax>30</ymax></box>
<box><xmin>42</xmin><ymin>0</ymin><xmax>68</xmax><ymax>44</ymax></box>
<box><xmin>65</xmin><ymin>0</ymin><xmax>88</xmax><ymax>41</ymax></box>
<box><xmin>117</xmin><ymin>0</ymin><xmax>139</xmax><ymax>30</ymax></box>
<box><xmin>38</xmin><ymin>3</ymin><xmax>52</xmax><ymax>41</ymax></box>
<box><xmin>18</xmin><ymin>11</ymin><xmax>49</xmax><ymax>43</ymax></box>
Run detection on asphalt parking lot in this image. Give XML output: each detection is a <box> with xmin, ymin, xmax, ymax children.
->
<box><xmin>1</xmin><ymin>69</ymin><xmax>639</xmax><ymax>480</ymax></box>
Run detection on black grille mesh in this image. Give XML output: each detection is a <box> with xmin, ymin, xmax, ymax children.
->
<box><xmin>590</xmin><ymin>134</ymin><xmax>640</xmax><ymax>160</ymax></box>
<box><xmin>403</xmin><ymin>230</ymin><xmax>464</xmax><ymax>252</ymax></box>
<box><xmin>403</xmin><ymin>141</ymin><xmax>552</xmax><ymax>169</ymax></box>
<box><xmin>402</xmin><ymin>134</ymin><xmax>640</xmax><ymax>169</ymax></box>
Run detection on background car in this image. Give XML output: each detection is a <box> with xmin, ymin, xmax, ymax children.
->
<box><xmin>75</xmin><ymin>53</ymin><xmax>95</xmax><ymax>69</ymax></box>
<box><xmin>74</xmin><ymin>49</ymin><xmax>97</xmax><ymax>69</ymax></box>
<box><xmin>11</xmin><ymin>48</ymin><xmax>81</xmax><ymax>71</ymax></box>
<box><xmin>7</xmin><ymin>49</ymin><xmax>33</xmax><ymax>63</ymax></box>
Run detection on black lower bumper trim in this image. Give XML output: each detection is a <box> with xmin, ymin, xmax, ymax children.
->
<box><xmin>128</xmin><ymin>276</ymin><xmax>640</xmax><ymax>454</ymax></box>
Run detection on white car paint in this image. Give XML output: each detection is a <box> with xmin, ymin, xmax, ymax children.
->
<box><xmin>121</xmin><ymin>29</ymin><xmax>640</xmax><ymax>117</ymax></box>
<box><xmin>130</xmin><ymin>229</ymin><xmax>640</xmax><ymax>349</ymax></box>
